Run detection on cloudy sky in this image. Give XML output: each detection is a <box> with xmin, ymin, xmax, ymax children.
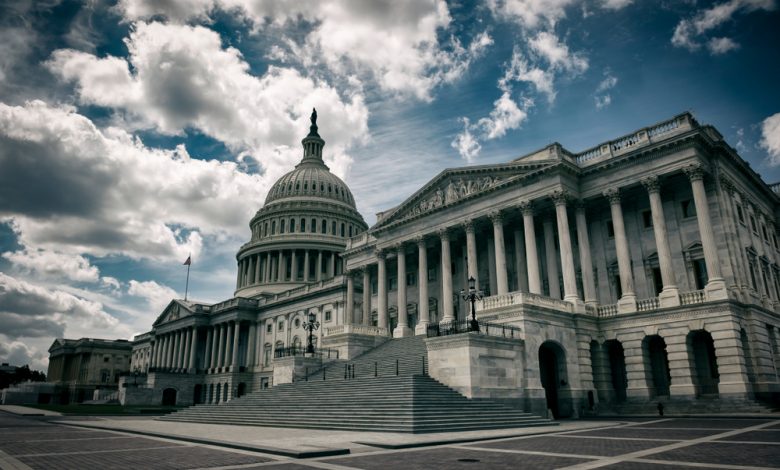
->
<box><xmin>1</xmin><ymin>0</ymin><xmax>779</xmax><ymax>371</ymax></box>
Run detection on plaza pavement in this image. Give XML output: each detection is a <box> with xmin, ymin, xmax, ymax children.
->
<box><xmin>0</xmin><ymin>407</ymin><xmax>778</xmax><ymax>469</ymax></box>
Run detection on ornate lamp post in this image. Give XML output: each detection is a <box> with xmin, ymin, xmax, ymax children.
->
<box><xmin>303</xmin><ymin>312</ymin><xmax>320</xmax><ymax>354</ymax></box>
<box><xmin>460</xmin><ymin>276</ymin><xmax>483</xmax><ymax>332</ymax></box>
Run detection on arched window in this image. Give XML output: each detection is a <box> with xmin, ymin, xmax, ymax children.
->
<box><xmin>301</xmin><ymin>218</ymin><xmax>306</xmax><ymax>232</ymax></box>
<box><xmin>271</xmin><ymin>220</ymin><xmax>276</xmax><ymax>234</ymax></box>
<box><xmin>280</xmin><ymin>219</ymin><xmax>286</xmax><ymax>234</ymax></box>
<box><xmin>290</xmin><ymin>218</ymin><xmax>295</xmax><ymax>233</ymax></box>
<box><xmin>304</xmin><ymin>181</ymin><xmax>308</xmax><ymax>191</ymax></box>
<box><xmin>349</xmin><ymin>225</ymin><xmax>353</xmax><ymax>237</ymax></box>
<box><xmin>332</xmin><ymin>221</ymin><xmax>336</xmax><ymax>235</ymax></box>
<box><xmin>321</xmin><ymin>220</ymin><xmax>327</xmax><ymax>233</ymax></box>
<box><xmin>311</xmin><ymin>218</ymin><xmax>316</xmax><ymax>233</ymax></box>
<box><xmin>341</xmin><ymin>223</ymin><xmax>345</xmax><ymax>237</ymax></box>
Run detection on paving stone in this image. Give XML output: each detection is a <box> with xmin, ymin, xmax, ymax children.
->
<box><xmin>0</xmin><ymin>416</ymin><xmax>52</xmax><ymax>428</ymax></box>
<box><xmin>600</xmin><ymin>462</ymin><xmax>703</xmax><ymax>469</ymax></box>
<box><xmin>566</xmin><ymin>427</ymin><xmax>720</xmax><ymax>440</ymax></box>
<box><xmin>326</xmin><ymin>447</ymin><xmax>591</xmax><ymax>470</ymax></box>
<box><xmin>467</xmin><ymin>435</ymin><xmax>672</xmax><ymax>456</ymax></box>
<box><xmin>3</xmin><ymin>436</ymin><xmax>182</xmax><ymax>456</ymax></box>
<box><xmin>717</xmin><ymin>430</ymin><xmax>780</xmax><ymax>442</ymax></box>
<box><xmin>0</xmin><ymin>430</ymin><xmax>112</xmax><ymax>442</ymax></box>
<box><xmin>634</xmin><ymin>419</ymin><xmax>773</xmax><ymax>429</ymax></box>
<box><xmin>18</xmin><ymin>445</ymin><xmax>273</xmax><ymax>470</ymax></box>
<box><xmin>645</xmin><ymin>442</ymin><xmax>780</xmax><ymax>467</ymax></box>
<box><xmin>241</xmin><ymin>464</ymin><xmax>324</xmax><ymax>470</ymax></box>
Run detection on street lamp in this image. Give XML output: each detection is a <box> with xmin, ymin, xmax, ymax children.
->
<box><xmin>460</xmin><ymin>276</ymin><xmax>483</xmax><ymax>332</ymax></box>
<box><xmin>303</xmin><ymin>312</ymin><xmax>320</xmax><ymax>354</ymax></box>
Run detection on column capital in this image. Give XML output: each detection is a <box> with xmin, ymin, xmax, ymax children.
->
<box><xmin>374</xmin><ymin>248</ymin><xmax>386</xmax><ymax>259</ymax></box>
<box><xmin>437</xmin><ymin>228</ymin><xmax>450</xmax><ymax>241</ymax></box>
<box><xmin>603</xmin><ymin>187</ymin><xmax>621</xmax><ymax>205</ymax></box>
<box><xmin>683</xmin><ymin>163</ymin><xmax>706</xmax><ymax>182</ymax></box>
<box><xmin>550</xmin><ymin>189</ymin><xmax>571</xmax><ymax>206</ymax></box>
<box><xmin>393</xmin><ymin>242</ymin><xmax>407</xmax><ymax>255</ymax></box>
<box><xmin>718</xmin><ymin>174</ymin><xmax>735</xmax><ymax>193</ymax></box>
<box><xmin>462</xmin><ymin>218</ymin><xmax>475</xmax><ymax>233</ymax></box>
<box><xmin>641</xmin><ymin>175</ymin><xmax>661</xmax><ymax>193</ymax></box>
<box><xmin>519</xmin><ymin>200</ymin><xmax>534</xmax><ymax>216</ymax></box>
<box><xmin>574</xmin><ymin>199</ymin><xmax>587</xmax><ymax>212</ymax></box>
<box><xmin>488</xmin><ymin>210</ymin><xmax>503</xmax><ymax>224</ymax></box>
<box><xmin>414</xmin><ymin>235</ymin><xmax>427</xmax><ymax>248</ymax></box>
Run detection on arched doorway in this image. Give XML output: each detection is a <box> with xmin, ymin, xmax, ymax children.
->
<box><xmin>193</xmin><ymin>384</ymin><xmax>202</xmax><ymax>405</ymax></box>
<box><xmin>538</xmin><ymin>341</ymin><xmax>570</xmax><ymax>418</ymax></box>
<box><xmin>162</xmin><ymin>388</ymin><xmax>177</xmax><ymax>406</ymax></box>
<box><xmin>644</xmin><ymin>335</ymin><xmax>671</xmax><ymax>397</ymax></box>
<box><xmin>606</xmin><ymin>340</ymin><xmax>627</xmax><ymax>403</ymax></box>
<box><xmin>215</xmin><ymin>383</ymin><xmax>221</xmax><ymax>403</ymax></box>
<box><xmin>688</xmin><ymin>330</ymin><xmax>719</xmax><ymax>397</ymax></box>
<box><xmin>208</xmin><ymin>383</ymin><xmax>214</xmax><ymax>404</ymax></box>
<box><xmin>237</xmin><ymin>383</ymin><xmax>246</xmax><ymax>397</ymax></box>
<box><xmin>223</xmin><ymin>382</ymin><xmax>229</xmax><ymax>402</ymax></box>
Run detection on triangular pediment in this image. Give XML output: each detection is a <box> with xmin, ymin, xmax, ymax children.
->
<box><xmin>152</xmin><ymin>300</ymin><xmax>195</xmax><ymax>327</ymax></box>
<box><xmin>373</xmin><ymin>161</ymin><xmax>555</xmax><ymax>230</ymax></box>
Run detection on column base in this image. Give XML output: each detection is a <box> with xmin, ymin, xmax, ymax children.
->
<box><xmin>669</xmin><ymin>383</ymin><xmax>696</xmax><ymax>400</ymax></box>
<box><xmin>705</xmin><ymin>278</ymin><xmax>728</xmax><ymax>301</ymax></box>
<box><xmin>617</xmin><ymin>294</ymin><xmax>637</xmax><ymax>313</ymax></box>
<box><xmin>393</xmin><ymin>325</ymin><xmax>413</xmax><ymax>338</ymax></box>
<box><xmin>414</xmin><ymin>321</ymin><xmax>430</xmax><ymax>335</ymax></box>
<box><xmin>658</xmin><ymin>287</ymin><xmax>681</xmax><ymax>308</ymax></box>
<box><xmin>564</xmin><ymin>296</ymin><xmax>585</xmax><ymax>313</ymax></box>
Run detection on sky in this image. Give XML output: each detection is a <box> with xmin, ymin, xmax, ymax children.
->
<box><xmin>0</xmin><ymin>0</ymin><xmax>779</xmax><ymax>371</ymax></box>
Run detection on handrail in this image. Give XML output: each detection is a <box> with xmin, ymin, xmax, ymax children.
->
<box><xmin>426</xmin><ymin>320</ymin><xmax>522</xmax><ymax>339</ymax></box>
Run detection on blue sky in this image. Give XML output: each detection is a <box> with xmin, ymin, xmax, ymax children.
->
<box><xmin>0</xmin><ymin>0</ymin><xmax>778</xmax><ymax>370</ymax></box>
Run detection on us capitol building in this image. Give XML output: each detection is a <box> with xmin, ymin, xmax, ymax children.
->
<box><xmin>113</xmin><ymin>110</ymin><xmax>780</xmax><ymax>419</ymax></box>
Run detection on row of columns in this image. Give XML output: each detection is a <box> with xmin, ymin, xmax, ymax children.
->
<box><xmin>237</xmin><ymin>249</ymin><xmax>339</xmax><ymax>288</ymax></box>
<box><xmin>343</xmin><ymin>164</ymin><xmax>726</xmax><ymax>333</ymax></box>
<box><xmin>150</xmin><ymin>326</ymin><xmax>199</xmax><ymax>372</ymax></box>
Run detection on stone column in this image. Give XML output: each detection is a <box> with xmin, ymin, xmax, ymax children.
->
<box><xmin>188</xmin><ymin>327</ymin><xmax>198</xmax><ymax>372</ymax></box>
<box><xmin>264</xmin><ymin>252</ymin><xmax>271</xmax><ymax>283</ymax></box>
<box><xmin>574</xmin><ymin>202</ymin><xmax>598</xmax><ymax>307</ymax></box>
<box><xmin>247</xmin><ymin>256</ymin><xmax>255</xmax><ymax>285</ymax></box>
<box><xmin>346</xmin><ymin>271</ymin><xmax>355</xmax><ymax>324</ymax></box>
<box><xmin>203</xmin><ymin>327</ymin><xmax>213</xmax><ymax>370</ymax></box>
<box><xmin>642</xmin><ymin>176</ymin><xmax>680</xmax><ymax>307</ymax></box>
<box><xmin>172</xmin><ymin>330</ymin><xmax>181</xmax><ymax>369</ymax></box>
<box><xmin>290</xmin><ymin>250</ymin><xmax>297</xmax><ymax>282</ymax></box>
<box><xmin>591</xmin><ymin>341</ymin><xmax>615</xmax><ymax>403</ymax></box>
<box><xmin>513</xmin><ymin>229</ymin><xmax>528</xmax><ymax>293</ymax></box>
<box><xmin>684</xmin><ymin>164</ymin><xmax>728</xmax><ymax>300</ymax></box>
<box><xmin>278</xmin><ymin>251</ymin><xmax>286</xmax><ymax>282</ymax></box>
<box><xmin>316</xmin><ymin>250</ymin><xmax>323</xmax><ymax>281</ymax></box>
<box><xmin>552</xmin><ymin>190</ymin><xmax>580</xmax><ymax>305</ymax></box>
<box><xmin>543</xmin><ymin>218</ymin><xmax>561</xmax><ymax>299</ymax></box>
<box><xmin>490</xmin><ymin>211</ymin><xmax>509</xmax><ymax>295</ymax></box>
<box><xmin>236</xmin><ymin>262</ymin><xmax>242</xmax><ymax>289</ymax></box>
<box><xmin>376</xmin><ymin>250</ymin><xmax>388</xmax><ymax>332</ymax></box>
<box><xmin>216</xmin><ymin>323</ymin><xmax>225</xmax><ymax>368</ymax></box>
<box><xmin>464</xmin><ymin>219</ymin><xmax>479</xmax><ymax>289</ymax></box>
<box><xmin>521</xmin><ymin>201</ymin><xmax>542</xmax><ymax>295</ymax></box>
<box><xmin>154</xmin><ymin>336</ymin><xmax>162</xmax><ymax>368</ymax></box>
<box><xmin>362</xmin><ymin>268</ymin><xmax>371</xmax><ymax>325</ymax></box>
<box><xmin>622</xmin><ymin>335</ymin><xmax>652</xmax><ymax>400</ymax></box>
<box><xmin>211</xmin><ymin>326</ymin><xmax>219</xmax><ymax>370</ymax></box>
<box><xmin>165</xmin><ymin>334</ymin><xmax>173</xmax><ymax>368</ymax></box>
<box><xmin>712</xmin><ymin>322</ymin><xmax>752</xmax><ymax>399</ymax></box>
<box><xmin>254</xmin><ymin>254</ymin><xmax>261</xmax><ymax>285</ymax></box>
<box><xmin>604</xmin><ymin>188</ymin><xmax>637</xmax><ymax>312</ymax></box>
<box><xmin>415</xmin><ymin>237</ymin><xmax>430</xmax><ymax>335</ymax></box>
<box><xmin>183</xmin><ymin>328</ymin><xmax>192</xmax><ymax>370</ymax></box>
<box><xmin>231</xmin><ymin>321</ymin><xmax>241</xmax><ymax>369</ymax></box>
<box><xmin>440</xmin><ymin>229</ymin><xmax>455</xmax><ymax>323</ymax></box>
<box><xmin>329</xmin><ymin>252</ymin><xmax>336</xmax><ymax>278</ymax></box>
<box><xmin>303</xmin><ymin>250</ymin><xmax>310</xmax><ymax>281</ymax></box>
<box><xmin>394</xmin><ymin>244</ymin><xmax>412</xmax><ymax>338</ymax></box>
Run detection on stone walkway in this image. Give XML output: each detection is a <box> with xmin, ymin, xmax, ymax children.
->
<box><xmin>1</xmin><ymin>411</ymin><xmax>778</xmax><ymax>469</ymax></box>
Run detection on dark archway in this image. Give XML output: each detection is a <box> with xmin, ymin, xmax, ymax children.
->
<box><xmin>644</xmin><ymin>335</ymin><xmax>671</xmax><ymax>397</ymax></box>
<box><xmin>193</xmin><ymin>384</ymin><xmax>202</xmax><ymax>405</ymax></box>
<box><xmin>215</xmin><ymin>383</ymin><xmax>221</xmax><ymax>403</ymax></box>
<box><xmin>162</xmin><ymin>388</ymin><xmax>177</xmax><ymax>406</ymax></box>
<box><xmin>688</xmin><ymin>330</ymin><xmax>719</xmax><ymax>397</ymax></box>
<box><xmin>538</xmin><ymin>341</ymin><xmax>570</xmax><ymax>418</ymax></box>
<box><xmin>223</xmin><ymin>382</ymin><xmax>229</xmax><ymax>402</ymax></box>
<box><xmin>606</xmin><ymin>340</ymin><xmax>627</xmax><ymax>403</ymax></box>
<box><xmin>237</xmin><ymin>382</ymin><xmax>246</xmax><ymax>398</ymax></box>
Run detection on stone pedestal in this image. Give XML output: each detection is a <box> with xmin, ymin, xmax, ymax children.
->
<box><xmin>272</xmin><ymin>356</ymin><xmax>323</xmax><ymax>385</ymax></box>
<box><xmin>425</xmin><ymin>333</ymin><xmax>525</xmax><ymax>408</ymax></box>
<box><xmin>659</xmin><ymin>287</ymin><xmax>681</xmax><ymax>308</ymax></box>
<box><xmin>393</xmin><ymin>325</ymin><xmax>413</xmax><ymax>338</ymax></box>
<box><xmin>705</xmin><ymin>279</ymin><xmax>729</xmax><ymax>301</ymax></box>
<box><xmin>617</xmin><ymin>295</ymin><xmax>637</xmax><ymax>314</ymax></box>
<box><xmin>322</xmin><ymin>326</ymin><xmax>389</xmax><ymax>360</ymax></box>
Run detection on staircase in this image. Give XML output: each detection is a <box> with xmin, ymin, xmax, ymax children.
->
<box><xmin>161</xmin><ymin>336</ymin><xmax>553</xmax><ymax>433</ymax></box>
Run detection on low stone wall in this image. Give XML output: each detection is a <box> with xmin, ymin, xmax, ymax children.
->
<box><xmin>273</xmin><ymin>356</ymin><xmax>324</xmax><ymax>385</ymax></box>
<box><xmin>322</xmin><ymin>332</ymin><xmax>389</xmax><ymax>360</ymax></box>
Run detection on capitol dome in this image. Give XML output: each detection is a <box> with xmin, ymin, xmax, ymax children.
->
<box><xmin>234</xmin><ymin>110</ymin><xmax>368</xmax><ymax>297</ymax></box>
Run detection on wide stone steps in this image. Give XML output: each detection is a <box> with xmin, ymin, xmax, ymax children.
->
<box><xmin>309</xmin><ymin>336</ymin><xmax>429</xmax><ymax>381</ymax></box>
<box><xmin>162</xmin><ymin>374</ymin><xmax>552</xmax><ymax>433</ymax></box>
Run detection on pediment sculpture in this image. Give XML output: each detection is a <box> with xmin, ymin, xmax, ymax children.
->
<box><xmin>403</xmin><ymin>175</ymin><xmax>505</xmax><ymax>220</ymax></box>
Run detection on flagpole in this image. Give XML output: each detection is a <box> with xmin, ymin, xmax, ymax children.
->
<box><xmin>184</xmin><ymin>254</ymin><xmax>191</xmax><ymax>301</ymax></box>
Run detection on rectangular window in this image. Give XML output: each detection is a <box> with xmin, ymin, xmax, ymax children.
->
<box><xmin>693</xmin><ymin>259</ymin><xmax>708</xmax><ymax>290</ymax></box>
<box><xmin>681</xmin><ymin>200</ymin><xmax>696</xmax><ymax>218</ymax></box>
<box><xmin>737</xmin><ymin>205</ymin><xmax>745</xmax><ymax>224</ymax></box>
<box><xmin>606</xmin><ymin>220</ymin><xmax>615</xmax><ymax>238</ymax></box>
<box><xmin>406</xmin><ymin>272</ymin><xmax>416</xmax><ymax>286</ymax></box>
<box><xmin>266</xmin><ymin>323</ymin><xmax>272</xmax><ymax>333</ymax></box>
<box><xmin>762</xmin><ymin>225</ymin><xmax>768</xmax><ymax>241</ymax></box>
<box><xmin>324</xmin><ymin>311</ymin><xmax>332</xmax><ymax>322</ymax></box>
<box><xmin>642</xmin><ymin>210</ymin><xmax>653</xmax><ymax>229</ymax></box>
<box><xmin>750</xmin><ymin>216</ymin><xmax>758</xmax><ymax>233</ymax></box>
<box><xmin>427</xmin><ymin>267</ymin><xmax>437</xmax><ymax>282</ymax></box>
<box><xmin>371</xmin><ymin>279</ymin><xmax>378</xmax><ymax>294</ymax></box>
<box><xmin>388</xmin><ymin>277</ymin><xmax>397</xmax><ymax>291</ymax></box>
<box><xmin>278</xmin><ymin>321</ymin><xmax>284</xmax><ymax>332</ymax></box>
<box><xmin>652</xmin><ymin>267</ymin><xmax>663</xmax><ymax>296</ymax></box>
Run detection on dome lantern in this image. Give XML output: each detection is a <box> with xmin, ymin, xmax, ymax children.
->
<box><xmin>299</xmin><ymin>108</ymin><xmax>325</xmax><ymax>166</ymax></box>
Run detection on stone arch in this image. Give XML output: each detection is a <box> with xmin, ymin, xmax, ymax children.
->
<box><xmin>193</xmin><ymin>384</ymin><xmax>202</xmax><ymax>405</ymax></box>
<box><xmin>237</xmin><ymin>382</ymin><xmax>247</xmax><ymax>398</ymax></box>
<box><xmin>538</xmin><ymin>340</ymin><xmax>571</xmax><ymax>419</ymax></box>
<box><xmin>223</xmin><ymin>382</ymin><xmax>229</xmax><ymax>402</ymax></box>
<box><xmin>215</xmin><ymin>383</ymin><xmax>221</xmax><ymax>403</ymax></box>
<box><xmin>687</xmin><ymin>330</ymin><xmax>719</xmax><ymax>397</ymax></box>
<box><xmin>208</xmin><ymin>383</ymin><xmax>214</xmax><ymax>403</ymax></box>
<box><xmin>605</xmin><ymin>339</ymin><xmax>627</xmax><ymax>403</ymax></box>
<box><xmin>162</xmin><ymin>387</ymin><xmax>177</xmax><ymax>406</ymax></box>
<box><xmin>643</xmin><ymin>335</ymin><xmax>671</xmax><ymax>397</ymax></box>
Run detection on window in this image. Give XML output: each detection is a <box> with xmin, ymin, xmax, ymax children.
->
<box><xmin>300</xmin><ymin>218</ymin><xmax>306</xmax><ymax>232</ymax></box>
<box><xmin>266</xmin><ymin>323</ymin><xmax>272</xmax><ymax>333</ymax></box>
<box><xmin>340</xmin><ymin>223</ymin><xmax>345</xmax><ymax>237</ymax></box>
<box><xmin>693</xmin><ymin>259</ymin><xmax>708</xmax><ymax>290</ymax></box>
<box><xmin>750</xmin><ymin>215</ymin><xmax>757</xmax><ymax>233</ymax></box>
<box><xmin>427</xmin><ymin>267</ymin><xmax>437</xmax><ymax>282</ymax></box>
<box><xmin>406</xmin><ymin>272</ymin><xmax>416</xmax><ymax>286</ymax></box>
<box><xmin>271</xmin><ymin>221</ymin><xmax>276</xmax><ymax>234</ymax></box>
<box><xmin>389</xmin><ymin>277</ymin><xmax>397</xmax><ymax>291</ymax></box>
<box><xmin>332</xmin><ymin>221</ymin><xmax>336</xmax><ymax>235</ymax></box>
<box><xmin>278</xmin><ymin>320</ymin><xmax>284</xmax><ymax>332</ymax></box>
<box><xmin>348</xmin><ymin>226</ymin><xmax>353</xmax><ymax>237</ymax></box>
<box><xmin>104</xmin><ymin>356</ymin><xmax>110</xmax><ymax>363</ymax></box>
<box><xmin>290</xmin><ymin>218</ymin><xmax>296</xmax><ymax>233</ymax></box>
<box><xmin>310</xmin><ymin>218</ymin><xmax>315</xmax><ymax>233</ymax></box>
<box><xmin>736</xmin><ymin>205</ymin><xmax>745</xmax><ymax>224</ymax></box>
<box><xmin>762</xmin><ymin>225</ymin><xmax>768</xmax><ymax>241</ymax></box>
<box><xmin>321</xmin><ymin>220</ymin><xmax>327</xmax><ymax>233</ymax></box>
<box><xmin>606</xmin><ymin>220</ymin><xmax>615</xmax><ymax>238</ymax></box>
<box><xmin>280</xmin><ymin>220</ymin><xmax>286</xmax><ymax>233</ymax></box>
<box><xmin>681</xmin><ymin>200</ymin><xmax>696</xmax><ymax>218</ymax></box>
<box><xmin>652</xmin><ymin>267</ymin><xmax>663</xmax><ymax>296</ymax></box>
<box><xmin>371</xmin><ymin>278</ymin><xmax>378</xmax><ymax>294</ymax></box>
<box><xmin>642</xmin><ymin>210</ymin><xmax>653</xmax><ymax>229</ymax></box>
<box><xmin>324</xmin><ymin>311</ymin><xmax>332</xmax><ymax>322</ymax></box>
<box><xmin>294</xmin><ymin>318</ymin><xmax>301</xmax><ymax>328</ymax></box>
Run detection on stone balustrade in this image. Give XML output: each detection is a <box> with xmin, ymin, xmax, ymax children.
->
<box><xmin>597</xmin><ymin>304</ymin><xmax>619</xmax><ymax>317</ymax></box>
<box><xmin>476</xmin><ymin>291</ymin><xmax>573</xmax><ymax>314</ymax></box>
<box><xmin>325</xmin><ymin>324</ymin><xmax>389</xmax><ymax>337</ymax></box>
<box><xmin>637</xmin><ymin>297</ymin><xmax>660</xmax><ymax>312</ymax></box>
<box><xmin>679</xmin><ymin>289</ymin><xmax>706</xmax><ymax>305</ymax></box>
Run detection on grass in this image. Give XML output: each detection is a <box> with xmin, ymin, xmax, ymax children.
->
<box><xmin>23</xmin><ymin>404</ymin><xmax>182</xmax><ymax>415</ymax></box>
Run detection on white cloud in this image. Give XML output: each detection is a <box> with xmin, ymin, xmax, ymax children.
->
<box><xmin>500</xmin><ymin>48</ymin><xmax>556</xmax><ymax>102</ymax></box>
<box><xmin>760</xmin><ymin>112</ymin><xmax>780</xmax><ymax>165</ymax></box>
<box><xmin>0</xmin><ymin>340</ymin><xmax>47</xmax><ymax>371</ymax></box>
<box><xmin>128</xmin><ymin>280</ymin><xmax>179</xmax><ymax>313</ymax></box>
<box><xmin>601</xmin><ymin>0</ymin><xmax>633</xmax><ymax>9</ymax></box>
<box><xmin>113</xmin><ymin>1</ymin><xmax>490</xmax><ymax>101</ymax></box>
<box><xmin>451</xmin><ymin>118</ymin><xmax>482</xmax><ymax>163</ymax></box>
<box><xmin>2</xmin><ymin>248</ymin><xmax>100</xmax><ymax>283</ymax></box>
<box><xmin>672</xmin><ymin>0</ymin><xmax>775</xmax><ymax>54</ymax></box>
<box><xmin>595</xmin><ymin>94</ymin><xmax>612</xmax><ymax>109</ymax></box>
<box><xmin>0</xmin><ymin>100</ymin><xmax>267</xmax><ymax>263</ymax></box>
<box><xmin>47</xmin><ymin>22</ymin><xmax>369</xmax><ymax>178</ymax></box>
<box><xmin>594</xmin><ymin>72</ymin><xmax>618</xmax><ymax>109</ymax></box>
<box><xmin>487</xmin><ymin>0</ymin><xmax>577</xmax><ymax>29</ymax></box>
<box><xmin>477</xmin><ymin>92</ymin><xmax>529</xmax><ymax>140</ymax></box>
<box><xmin>528</xmin><ymin>31</ymin><xmax>588</xmax><ymax>74</ymax></box>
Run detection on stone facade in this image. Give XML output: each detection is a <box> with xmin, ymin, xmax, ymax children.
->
<box><xmin>111</xmin><ymin>111</ymin><xmax>779</xmax><ymax>416</ymax></box>
<box><xmin>46</xmin><ymin>338</ymin><xmax>132</xmax><ymax>403</ymax></box>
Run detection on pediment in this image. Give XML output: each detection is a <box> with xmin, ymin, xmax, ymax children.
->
<box><xmin>152</xmin><ymin>300</ymin><xmax>194</xmax><ymax>326</ymax></box>
<box><xmin>373</xmin><ymin>161</ymin><xmax>555</xmax><ymax>229</ymax></box>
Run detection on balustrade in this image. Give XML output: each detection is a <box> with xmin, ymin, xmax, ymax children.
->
<box><xmin>679</xmin><ymin>289</ymin><xmax>706</xmax><ymax>305</ymax></box>
<box><xmin>636</xmin><ymin>297</ymin><xmax>660</xmax><ymax>312</ymax></box>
